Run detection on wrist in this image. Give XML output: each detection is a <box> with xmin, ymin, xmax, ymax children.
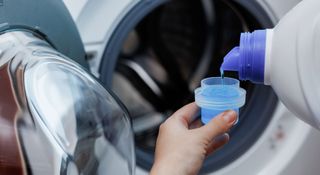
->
<box><xmin>150</xmin><ymin>158</ymin><xmax>183</xmax><ymax>175</ymax></box>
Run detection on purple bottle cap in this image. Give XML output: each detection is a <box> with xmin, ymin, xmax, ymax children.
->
<box><xmin>221</xmin><ymin>30</ymin><xmax>267</xmax><ymax>84</ymax></box>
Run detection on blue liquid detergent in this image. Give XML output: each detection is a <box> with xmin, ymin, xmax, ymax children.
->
<box><xmin>200</xmin><ymin>86</ymin><xmax>239</xmax><ymax>124</ymax></box>
<box><xmin>220</xmin><ymin>68</ymin><xmax>224</xmax><ymax>85</ymax></box>
<box><xmin>220</xmin><ymin>68</ymin><xmax>224</xmax><ymax>79</ymax></box>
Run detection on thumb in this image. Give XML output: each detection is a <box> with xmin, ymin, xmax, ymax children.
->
<box><xmin>198</xmin><ymin>110</ymin><xmax>237</xmax><ymax>140</ymax></box>
<box><xmin>206</xmin><ymin>133</ymin><xmax>230</xmax><ymax>156</ymax></box>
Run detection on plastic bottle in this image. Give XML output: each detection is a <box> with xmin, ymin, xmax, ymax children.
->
<box><xmin>220</xmin><ymin>0</ymin><xmax>320</xmax><ymax>129</ymax></box>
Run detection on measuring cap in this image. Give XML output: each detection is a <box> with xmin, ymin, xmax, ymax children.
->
<box><xmin>195</xmin><ymin>77</ymin><xmax>246</xmax><ymax>124</ymax></box>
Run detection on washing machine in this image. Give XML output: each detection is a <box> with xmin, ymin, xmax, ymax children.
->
<box><xmin>64</xmin><ymin>0</ymin><xmax>320</xmax><ymax>174</ymax></box>
<box><xmin>0</xmin><ymin>0</ymin><xmax>134</xmax><ymax>174</ymax></box>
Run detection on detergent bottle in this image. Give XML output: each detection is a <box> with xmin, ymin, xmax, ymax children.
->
<box><xmin>220</xmin><ymin>0</ymin><xmax>320</xmax><ymax>129</ymax></box>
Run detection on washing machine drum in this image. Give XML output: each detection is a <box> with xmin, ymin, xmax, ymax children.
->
<box><xmin>0</xmin><ymin>1</ymin><xmax>134</xmax><ymax>175</ymax></box>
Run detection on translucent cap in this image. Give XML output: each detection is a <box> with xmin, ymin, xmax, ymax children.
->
<box><xmin>195</xmin><ymin>77</ymin><xmax>246</xmax><ymax>109</ymax></box>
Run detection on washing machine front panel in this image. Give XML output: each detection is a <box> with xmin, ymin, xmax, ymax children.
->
<box><xmin>65</xmin><ymin>0</ymin><xmax>141</xmax><ymax>77</ymax></box>
<box><xmin>255</xmin><ymin>0</ymin><xmax>303</xmax><ymax>22</ymax></box>
<box><xmin>72</xmin><ymin>0</ymin><xmax>320</xmax><ymax>174</ymax></box>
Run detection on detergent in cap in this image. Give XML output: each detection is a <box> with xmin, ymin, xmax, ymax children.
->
<box><xmin>195</xmin><ymin>77</ymin><xmax>246</xmax><ymax>124</ymax></box>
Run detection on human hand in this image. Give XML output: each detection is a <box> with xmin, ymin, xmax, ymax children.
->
<box><xmin>150</xmin><ymin>102</ymin><xmax>237</xmax><ymax>175</ymax></box>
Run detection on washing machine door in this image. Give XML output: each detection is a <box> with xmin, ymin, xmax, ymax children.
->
<box><xmin>0</xmin><ymin>1</ymin><xmax>135</xmax><ymax>175</ymax></box>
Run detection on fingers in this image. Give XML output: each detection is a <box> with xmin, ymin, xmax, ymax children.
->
<box><xmin>189</xmin><ymin>119</ymin><xmax>203</xmax><ymax>129</ymax></box>
<box><xmin>206</xmin><ymin>133</ymin><xmax>230</xmax><ymax>156</ymax></box>
<box><xmin>198</xmin><ymin>110</ymin><xmax>237</xmax><ymax>140</ymax></box>
<box><xmin>172</xmin><ymin>102</ymin><xmax>200</xmax><ymax>127</ymax></box>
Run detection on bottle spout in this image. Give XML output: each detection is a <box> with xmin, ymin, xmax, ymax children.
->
<box><xmin>219</xmin><ymin>29</ymin><xmax>267</xmax><ymax>84</ymax></box>
<box><xmin>221</xmin><ymin>47</ymin><xmax>240</xmax><ymax>72</ymax></box>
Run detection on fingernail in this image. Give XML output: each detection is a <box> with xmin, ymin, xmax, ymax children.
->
<box><xmin>222</xmin><ymin>110</ymin><xmax>236</xmax><ymax>124</ymax></box>
<box><xmin>215</xmin><ymin>133</ymin><xmax>229</xmax><ymax>142</ymax></box>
